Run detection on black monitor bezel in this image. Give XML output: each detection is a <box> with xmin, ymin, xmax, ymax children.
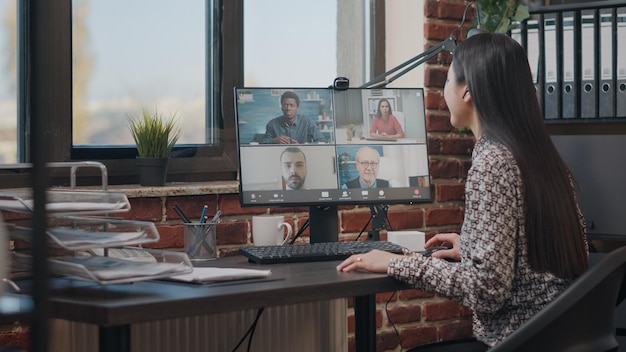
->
<box><xmin>233</xmin><ymin>86</ymin><xmax>432</xmax><ymax>208</ymax></box>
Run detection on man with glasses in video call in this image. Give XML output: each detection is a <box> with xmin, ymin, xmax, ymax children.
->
<box><xmin>342</xmin><ymin>146</ymin><xmax>390</xmax><ymax>189</ymax></box>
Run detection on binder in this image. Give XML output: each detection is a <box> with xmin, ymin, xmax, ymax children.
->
<box><xmin>617</xmin><ymin>10</ymin><xmax>626</xmax><ymax>117</ymax></box>
<box><xmin>580</xmin><ymin>12</ymin><xmax>596</xmax><ymax>118</ymax></box>
<box><xmin>562</xmin><ymin>14</ymin><xmax>576</xmax><ymax>119</ymax></box>
<box><xmin>512</xmin><ymin>20</ymin><xmax>541</xmax><ymax>104</ymax></box>
<box><xmin>544</xmin><ymin>16</ymin><xmax>558</xmax><ymax>119</ymax></box>
<box><xmin>599</xmin><ymin>10</ymin><xmax>614</xmax><ymax>118</ymax></box>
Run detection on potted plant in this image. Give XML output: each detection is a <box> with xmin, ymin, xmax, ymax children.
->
<box><xmin>128</xmin><ymin>107</ymin><xmax>181</xmax><ymax>186</ymax></box>
<box><xmin>475</xmin><ymin>0</ymin><xmax>530</xmax><ymax>33</ymax></box>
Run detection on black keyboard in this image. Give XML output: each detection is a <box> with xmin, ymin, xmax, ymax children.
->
<box><xmin>239</xmin><ymin>241</ymin><xmax>405</xmax><ymax>264</ymax></box>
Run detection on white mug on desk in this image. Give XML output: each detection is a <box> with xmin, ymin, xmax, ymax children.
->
<box><xmin>252</xmin><ymin>215</ymin><xmax>293</xmax><ymax>246</ymax></box>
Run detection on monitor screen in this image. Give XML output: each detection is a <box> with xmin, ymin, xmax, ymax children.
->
<box><xmin>234</xmin><ymin>87</ymin><xmax>432</xmax><ymax>242</ymax></box>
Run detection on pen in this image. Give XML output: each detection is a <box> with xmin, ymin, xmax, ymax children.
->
<box><xmin>199</xmin><ymin>205</ymin><xmax>208</xmax><ymax>224</ymax></box>
<box><xmin>173</xmin><ymin>204</ymin><xmax>191</xmax><ymax>223</ymax></box>
<box><xmin>190</xmin><ymin>210</ymin><xmax>222</xmax><ymax>257</ymax></box>
<box><xmin>186</xmin><ymin>205</ymin><xmax>209</xmax><ymax>256</ymax></box>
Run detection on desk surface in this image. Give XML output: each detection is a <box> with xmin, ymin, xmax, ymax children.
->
<box><xmin>23</xmin><ymin>256</ymin><xmax>409</xmax><ymax>327</ymax></box>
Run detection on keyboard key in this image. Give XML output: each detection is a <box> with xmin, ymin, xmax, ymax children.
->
<box><xmin>239</xmin><ymin>241</ymin><xmax>405</xmax><ymax>264</ymax></box>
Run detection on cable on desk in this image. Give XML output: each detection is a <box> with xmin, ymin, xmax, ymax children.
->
<box><xmin>354</xmin><ymin>215</ymin><xmax>373</xmax><ymax>242</ymax></box>
<box><xmin>231</xmin><ymin>307</ymin><xmax>265</xmax><ymax>352</ymax></box>
<box><xmin>288</xmin><ymin>219</ymin><xmax>310</xmax><ymax>244</ymax></box>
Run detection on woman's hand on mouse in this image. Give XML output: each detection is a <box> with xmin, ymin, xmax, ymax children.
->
<box><xmin>424</xmin><ymin>233</ymin><xmax>461</xmax><ymax>262</ymax></box>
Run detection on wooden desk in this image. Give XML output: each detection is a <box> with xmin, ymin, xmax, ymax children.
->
<box><xmin>28</xmin><ymin>256</ymin><xmax>409</xmax><ymax>352</ymax></box>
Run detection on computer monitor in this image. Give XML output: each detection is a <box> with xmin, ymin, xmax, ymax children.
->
<box><xmin>234</xmin><ymin>87</ymin><xmax>432</xmax><ymax>243</ymax></box>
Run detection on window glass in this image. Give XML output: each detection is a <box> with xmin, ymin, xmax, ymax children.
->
<box><xmin>72</xmin><ymin>0</ymin><xmax>208</xmax><ymax>147</ymax></box>
<box><xmin>244</xmin><ymin>0</ymin><xmax>351</xmax><ymax>87</ymax></box>
<box><xmin>0</xmin><ymin>0</ymin><xmax>18</xmax><ymax>163</ymax></box>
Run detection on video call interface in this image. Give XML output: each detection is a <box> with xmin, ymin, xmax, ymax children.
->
<box><xmin>234</xmin><ymin>87</ymin><xmax>432</xmax><ymax>207</ymax></box>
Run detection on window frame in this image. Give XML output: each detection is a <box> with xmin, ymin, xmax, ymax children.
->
<box><xmin>1</xmin><ymin>0</ymin><xmax>389</xmax><ymax>188</ymax></box>
<box><xmin>0</xmin><ymin>0</ymin><xmax>241</xmax><ymax>188</ymax></box>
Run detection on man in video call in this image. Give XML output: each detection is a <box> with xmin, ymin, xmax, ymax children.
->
<box><xmin>343</xmin><ymin>146</ymin><xmax>390</xmax><ymax>189</ymax></box>
<box><xmin>259</xmin><ymin>91</ymin><xmax>326</xmax><ymax>144</ymax></box>
<box><xmin>280</xmin><ymin>147</ymin><xmax>308</xmax><ymax>190</ymax></box>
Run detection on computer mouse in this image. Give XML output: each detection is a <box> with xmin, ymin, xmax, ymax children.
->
<box><xmin>421</xmin><ymin>245</ymin><xmax>450</xmax><ymax>257</ymax></box>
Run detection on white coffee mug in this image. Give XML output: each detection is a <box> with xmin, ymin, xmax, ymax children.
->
<box><xmin>252</xmin><ymin>215</ymin><xmax>293</xmax><ymax>246</ymax></box>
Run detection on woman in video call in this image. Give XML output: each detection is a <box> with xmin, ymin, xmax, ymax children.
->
<box><xmin>369</xmin><ymin>98</ymin><xmax>405</xmax><ymax>139</ymax></box>
<box><xmin>338</xmin><ymin>33</ymin><xmax>588</xmax><ymax>351</ymax></box>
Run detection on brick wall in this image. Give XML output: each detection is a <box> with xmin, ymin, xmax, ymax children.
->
<box><xmin>0</xmin><ymin>1</ymin><xmax>476</xmax><ymax>350</ymax></box>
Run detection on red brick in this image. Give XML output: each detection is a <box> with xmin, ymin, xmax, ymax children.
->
<box><xmin>387</xmin><ymin>304</ymin><xmax>421</xmax><ymax>324</ymax></box>
<box><xmin>0</xmin><ymin>328</ymin><xmax>29</xmax><ymax>350</ymax></box>
<box><xmin>218</xmin><ymin>194</ymin><xmax>266</xmax><ymax>216</ymax></box>
<box><xmin>148</xmin><ymin>224</ymin><xmax>183</xmax><ymax>249</ymax></box>
<box><xmin>377</xmin><ymin>329</ymin><xmax>402</xmax><ymax>351</ymax></box>
<box><xmin>218</xmin><ymin>220</ymin><xmax>247</xmax><ymax>245</ymax></box>
<box><xmin>376</xmin><ymin>291</ymin><xmax>397</xmax><ymax>303</ymax></box>
<box><xmin>165</xmin><ymin>195</ymin><xmax>218</xmax><ymax>222</ymax></box>
<box><xmin>341</xmin><ymin>209</ymin><xmax>372</xmax><ymax>233</ymax></box>
<box><xmin>424</xmin><ymin>0</ymin><xmax>439</xmax><ymax>18</ymax></box>
<box><xmin>400</xmin><ymin>325</ymin><xmax>438</xmax><ymax>350</ymax></box>
<box><xmin>424</xmin><ymin>67</ymin><xmax>448</xmax><ymax>88</ymax></box>
<box><xmin>124</xmin><ymin>197</ymin><xmax>162</xmax><ymax>221</ymax></box>
<box><xmin>429</xmin><ymin>159</ymin><xmax>461</xmax><ymax>178</ymax></box>
<box><xmin>426</xmin><ymin>207</ymin><xmax>463</xmax><ymax>227</ymax></box>
<box><xmin>440</xmin><ymin>0</ymin><xmax>469</xmax><ymax>20</ymax></box>
<box><xmin>399</xmin><ymin>289</ymin><xmax>435</xmax><ymax>300</ymax></box>
<box><xmin>441</xmin><ymin>136</ymin><xmax>475</xmax><ymax>156</ymax></box>
<box><xmin>437</xmin><ymin>183</ymin><xmax>465</xmax><ymax>202</ymax></box>
<box><xmin>424</xmin><ymin>90</ymin><xmax>442</xmax><ymax>110</ymax></box>
<box><xmin>388</xmin><ymin>208</ymin><xmax>425</xmax><ymax>229</ymax></box>
<box><xmin>428</xmin><ymin>136</ymin><xmax>443</xmax><ymax>155</ymax></box>
<box><xmin>423</xmin><ymin>300</ymin><xmax>463</xmax><ymax>321</ymax></box>
<box><xmin>425</xmin><ymin>22</ymin><xmax>461</xmax><ymax>41</ymax></box>
<box><xmin>461</xmin><ymin>160</ymin><xmax>473</xmax><ymax>177</ymax></box>
<box><xmin>427</xmin><ymin>113</ymin><xmax>453</xmax><ymax>133</ymax></box>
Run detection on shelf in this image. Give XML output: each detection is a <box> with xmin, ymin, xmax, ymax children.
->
<box><xmin>9</xmin><ymin>216</ymin><xmax>160</xmax><ymax>251</ymax></box>
<box><xmin>0</xmin><ymin>190</ymin><xmax>130</xmax><ymax>216</ymax></box>
<box><xmin>13</xmin><ymin>248</ymin><xmax>193</xmax><ymax>285</ymax></box>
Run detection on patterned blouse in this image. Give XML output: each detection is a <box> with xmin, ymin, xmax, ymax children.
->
<box><xmin>387</xmin><ymin>136</ymin><xmax>586</xmax><ymax>347</ymax></box>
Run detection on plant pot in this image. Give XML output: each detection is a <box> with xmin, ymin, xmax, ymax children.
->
<box><xmin>136</xmin><ymin>157</ymin><xmax>169</xmax><ymax>186</ymax></box>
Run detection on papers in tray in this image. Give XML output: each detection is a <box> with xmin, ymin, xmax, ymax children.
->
<box><xmin>168</xmin><ymin>267</ymin><xmax>272</xmax><ymax>284</ymax></box>
<box><xmin>52</xmin><ymin>255</ymin><xmax>191</xmax><ymax>282</ymax></box>
<box><xmin>49</xmin><ymin>228</ymin><xmax>148</xmax><ymax>246</ymax></box>
<box><xmin>0</xmin><ymin>200</ymin><xmax>128</xmax><ymax>213</ymax></box>
<box><xmin>0</xmin><ymin>190</ymin><xmax>131</xmax><ymax>215</ymax></box>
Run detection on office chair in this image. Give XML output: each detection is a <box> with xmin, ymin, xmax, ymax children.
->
<box><xmin>490</xmin><ymin>246</ymin><xmax>626</xmax><ymax>352</ymax></box>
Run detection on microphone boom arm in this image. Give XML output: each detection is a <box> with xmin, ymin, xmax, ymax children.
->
<box><xmin>360</xmin><ymin>36</ymin><xmax>457</xmax><ymax>89</ymax></box>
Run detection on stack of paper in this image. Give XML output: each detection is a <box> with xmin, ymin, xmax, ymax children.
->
<box><xmin>169</xmin><ymin>267</ymin><xmax>272</xmax><ymax>283</ymax></box>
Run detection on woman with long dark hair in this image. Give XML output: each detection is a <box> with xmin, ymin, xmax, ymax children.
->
<box><xmin>338</xmin><ymin>33</ymin><xmax>588</xmax><ymax>351</ymax></box>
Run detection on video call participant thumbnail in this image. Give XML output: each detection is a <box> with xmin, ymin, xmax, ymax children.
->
<box><xmin>259</xmin><ymin>91</ymin><xmax>326</xmax><ymax>145</ymax></box>
<box><xmin>280</xmin><ymin>147</ymin><xmax>307</xmax><ymax>190</ymax></box>
<box><xmin>342</xmin><ymin>146</ymin><xmax>390</xmax><ymax>189</ymax></box>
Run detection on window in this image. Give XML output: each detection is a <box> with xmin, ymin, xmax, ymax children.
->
<box><xmin>1</xmin><ymin>0</ymin><xmax>399</xmax><ymax>187</ymax></box>
<box><xmin>70</xmin><ymin>0</ymin><xmax>228</xmax><ymax>177</ymax></box>
<box><xmin>71</xmin><ymin>0</ymin><xmax>210</xmax><ymax>147</ymax></box>
<box><xmin>0</xmin><ymin>0</ymin><xmax>18</xmax><ymax>164</ymax></box>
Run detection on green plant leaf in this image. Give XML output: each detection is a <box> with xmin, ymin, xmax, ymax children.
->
<box><xmin>127</xmin><ymin>107</ymin><xmax>181</xmax><ymax>158</ymax></box>
<box><xmin>513</xmin><ymin>4</ymin><xmax>530</xmax><ymax>23</ymax></box>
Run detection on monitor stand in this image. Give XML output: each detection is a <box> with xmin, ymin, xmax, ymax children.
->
<box><xmin>309</xmin><ymin>205</ymin><xmax>338</xmax><ymax>243</ymax></box>
<box><xmin>367</xmin><ymin>204</ymin><xmax>388</xmax><ymax>241</ymax></box>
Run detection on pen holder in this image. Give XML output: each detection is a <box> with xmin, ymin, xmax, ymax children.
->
<box><xmin>184</xmin><ymin>222</ymin><xmax>217</xmax><ymax>262</ymax></box>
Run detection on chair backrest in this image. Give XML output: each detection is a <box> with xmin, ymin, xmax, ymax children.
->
<box><xmin>490</xmin><ymin>246</ymin><xmax>626</xmax><ymax>352</ymax></box>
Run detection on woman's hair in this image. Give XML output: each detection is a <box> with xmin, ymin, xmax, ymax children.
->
<box><xmin>375</xmin><ymin>98</ymin><xmax>393</xmax><ymax>118</ymax></box>
<box><xmin>452</xmin><ymin>33</ymin><xmax>587</xmax><ymax>279</ymax></box>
